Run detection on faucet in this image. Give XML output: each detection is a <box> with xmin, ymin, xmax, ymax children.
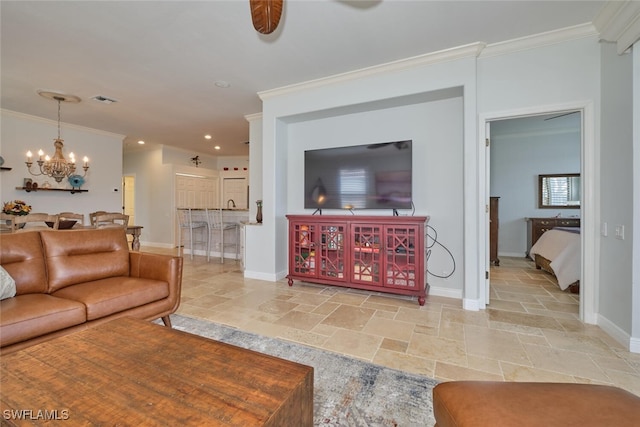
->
<box><xmin>227</xmin><ymin>199</ymin><xmax>236</xmax><ymax>209</ymax></box>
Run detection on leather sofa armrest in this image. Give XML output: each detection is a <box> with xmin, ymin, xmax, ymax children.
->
<box><xmin>129</xmin><ymin>252</ymin><xmax>183</xmax><ymax>312</ymax></box>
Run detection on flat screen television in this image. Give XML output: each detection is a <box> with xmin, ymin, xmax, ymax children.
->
<box><xmin>304</xmin><ymin>140</ymin><xmax>412</xmax><ymax>211</ymax></box>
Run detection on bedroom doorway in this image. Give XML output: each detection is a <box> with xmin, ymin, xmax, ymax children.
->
<box><xmin>482</xmin><ymin>104</ymin><xmax>595</xmax><ymax>323</ymax></box>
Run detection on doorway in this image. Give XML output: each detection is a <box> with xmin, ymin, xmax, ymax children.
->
<box><xmin>123</xmin><ymin>175</ymin><xmax>135</xmax><ymax>225</ymax></box>
<box><xmin>480</xmin><ymin>103</ymin><xmax>596</xmax><ymax>323</ymax></box>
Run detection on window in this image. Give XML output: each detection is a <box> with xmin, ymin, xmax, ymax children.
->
<box><xmin>539</xmin><ymin>173</ymin><xmax>580</xmax><ymax>208</ymax></box>
<box><xmin>339</xmin><ymin>169</ymin><xmax>367</xmax><ymax>209</ymax></box>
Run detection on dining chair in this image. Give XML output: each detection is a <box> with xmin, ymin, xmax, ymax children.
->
<box><xmin>57</xmin><ymin>212</ymin><xmax>86</xmax><ymax>229</ymax></box>
<box><xmin>93</xmin><ymin>212</ymin><xmax>130</xmax><ymax>228</ymax></box>
<box><xmin>89</xmin><ymin>211</ymin><xmax>107</xmax><ymax>226</ymax></box>
<box><xmin>177</xmin><ymin>208</ymin><xmax>209</xmax><ymax>261</ymax></box>
<box><xmin>205</xmin><ymin>208</ymin><xmax>239</xmax><ymax>264</ymax></box>
<box><xmin>0</xmin><ymin>213</ymin><xmax>16</xmax><ymax>233</ymax></box>
<box><xmin>14</xmin><ymin>213</ymin><xmax>60</xmax><ymax>231</ymax></box>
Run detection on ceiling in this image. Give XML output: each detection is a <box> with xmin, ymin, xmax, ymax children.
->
<box><xmin>1</xmin><ymin>1</ymin><xmax>607</xmax><ymax>157</ymax></box>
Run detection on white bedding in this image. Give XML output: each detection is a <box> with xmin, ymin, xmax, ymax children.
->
<box><xmin>528</xmin><ymin>228</ymin><xmax>580</xmax><ymax>290</ymax></box>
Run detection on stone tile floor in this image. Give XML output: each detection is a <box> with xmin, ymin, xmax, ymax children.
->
<box><xmin>146</xmin><ymin>247</ymin><xmax>640</xmax><ymax>396</ymax></box>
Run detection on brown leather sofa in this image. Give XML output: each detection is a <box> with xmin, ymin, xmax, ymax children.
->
<box><xmin>433</xmin><ymin>381</ymin><xmax>640</xmax><ymax>427</ymax></box>
<box><xmin>0</xmin><ymin>227</ymin><xmax>183</xmax><ymax>354</ymax></box>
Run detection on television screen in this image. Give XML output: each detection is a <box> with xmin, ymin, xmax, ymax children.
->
<box><xmin>304</xmin><ymin>140</ymin><xmax>412</xmax><ymax>210</ymax></box>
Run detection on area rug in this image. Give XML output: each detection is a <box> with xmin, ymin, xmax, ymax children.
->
<box><xmin>164</xmin><ymin>314</ymin><xmax>437</xmax><ymax>426</ymax></box>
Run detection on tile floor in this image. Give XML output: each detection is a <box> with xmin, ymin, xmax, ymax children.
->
<box><xmin>147</xmin><ymin>247</ymin><xmax>640</xmax><ymax>396</ymax></box>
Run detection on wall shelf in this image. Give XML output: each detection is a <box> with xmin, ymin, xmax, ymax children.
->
<box><xmin>1</xmin><ymin>167</ymin><xmax>12</xmax><ymax>171</ymax></box>
<box><xmin>15</xmin><ymin>187</ymin><xmax>88</xmax><ymax>194</ymax></box>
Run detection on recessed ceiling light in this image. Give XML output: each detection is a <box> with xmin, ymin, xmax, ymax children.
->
<box><xmin>214</xmin><ymin>80</ymin><xmax>231</xmax><ymax>88</ymax></box>
<box><xmin>214</xmin><ymin>146</ymin><xmax>221</xmax><ymax>150</ymax></box>
<box><xmin>138</xmin><ymin>140</ymin><xmax>145</xmax><ymax>145</ymax></box>
<box><xmin>204</xmin><ymin>134</ymin><xmax>212</xmax><ymax>139</ymax></box>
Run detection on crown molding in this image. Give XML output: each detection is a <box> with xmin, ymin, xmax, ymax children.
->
<box><xmin>258</xmin><ymin>43</ymin><xmax>485</xmax><ymax>100</ymax></box>
<box><xmin>1</xmin><ymin>108</ymin><xmax>125</xmax><ymax>140</ymax></box>
<box><xmin>244</xmin><ymin>112</ymin><xmax>263</xmax><ymax>122</ymax></box>
<box><xmin>480</xmin><ymin>23</ymin><xmax>598</xmax><ymax>58</ymax></box>
<box><xmin>593</xmin><ymin>0</ymin><xmax>640</xmax><ymax>54</ymax></box>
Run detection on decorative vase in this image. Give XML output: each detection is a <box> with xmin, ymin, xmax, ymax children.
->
<box><xmin>256</xmin><ymin>200</ymin><xmax>263</xmax><ymax>224</ymax></box>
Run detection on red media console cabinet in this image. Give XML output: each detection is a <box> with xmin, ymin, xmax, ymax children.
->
<box><xmin>286</xmin><ymin>215</ymin><xmax>429</xmax><ymax>305</ymax></box>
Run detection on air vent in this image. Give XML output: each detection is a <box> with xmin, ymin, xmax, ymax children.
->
<box><xmin>91</xmin><ymin>95</ymin><xmax>118</xmax><ymax>104</ymax></box>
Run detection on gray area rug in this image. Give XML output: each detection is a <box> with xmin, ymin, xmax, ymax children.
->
<box><xmin>165</xmin><ymin>314</ymin><xmax>437</xmax><ymax>426</ymax></box>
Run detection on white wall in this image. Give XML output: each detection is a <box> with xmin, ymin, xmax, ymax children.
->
<box><xmin>599</xmin><ymin>42</ymin><xmax>633</xmax><ymax>336</ymax></box>
<box><xmin>633</xmin><ymin>43</ymin><xmax>640</xmax><ymax>352</ymax></box>
<box><xmin>1</xmin><ymin>110</ymin><xmax>123</xmax><ymax>219</ymax></box>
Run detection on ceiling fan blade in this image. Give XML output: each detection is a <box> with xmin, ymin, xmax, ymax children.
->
<box><xmin>544</xmin><ymin>111</ymin><xmax>579</xmax><ymax>121</ymax></box>
<box><xmin>367</xmin><ymin>142</ymin><xmax>392</xmax><ymax>149</ymax></box>
<box><xmin>250</xmin><ymin>0</ymin><xmax>283</xmax><ymax>34</ymax></box>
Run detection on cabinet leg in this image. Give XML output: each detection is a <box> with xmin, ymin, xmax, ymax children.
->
<box><xmin>418</xmin><ymin>296</ymin><xmax>426</xmax><ymax>306</ymax></box>
<box><xmin>287</xmin><ymin>277</ymin><xmax>293</xmax><ymax>287</ymax></box>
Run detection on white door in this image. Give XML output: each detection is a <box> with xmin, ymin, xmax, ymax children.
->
<box><xmin>484</xmin><ymin>122</ymin><xmax>491</xmax><ymax>305</ymax></box>
<box><xmin>123</xmin><ymin>175</ymin><xmax>135</xmax><ymax>226</ymax></box>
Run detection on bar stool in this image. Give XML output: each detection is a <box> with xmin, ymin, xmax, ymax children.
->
<box><xmin>205</xmin><ymin>208</ymin><xmax>238</xmax><ymax>263</ymax></box>
<box><xmin>177</xmin><ymin>208</ymin><xmax>209</xmax><ymax>261</ymax></box>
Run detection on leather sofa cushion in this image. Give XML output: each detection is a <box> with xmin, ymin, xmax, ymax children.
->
<box><xmin>0</xmin><ymin>294</ymin><xmax>86</xmax><ymax>347</ymax></box>
<box><xmin>433</xmin><ymin>381</ymin><xmax>640</xmax><ymax>427</ymax></box>
<box><xmin>41</xmin><ymin>228</ymin><xmax>130</xmax><ymax>293</ymax></box>
<box><xmin>0</xmin><ymin>232</ymin><xmax>48</xmax><ymax>295</ymax></box>
<box><xmin>52</xmin><ymin>276</ymin><xmax>169</xmax><ymax>321</ymax></box>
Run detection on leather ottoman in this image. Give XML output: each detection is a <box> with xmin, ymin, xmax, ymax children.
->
<box><xmin>433</xmin><ymin>381</ymin><xmax>640</xmax><ymax>427</ymax></box>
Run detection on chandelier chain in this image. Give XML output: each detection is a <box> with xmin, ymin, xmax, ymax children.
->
<box><xmin>57</xmin><ymin>98</ymin><xmax>61</xmax><ymax>140</ymax></box>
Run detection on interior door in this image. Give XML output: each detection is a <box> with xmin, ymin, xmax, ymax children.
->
<box><xmin>484</xmin><ymin>122</ymin><xmax>491</xmax><ymax>305</ymax></box>
<box><xmin>123</xmin><ymin>175</ymin><xmax>135</xmax><ymax>226</ymax></box>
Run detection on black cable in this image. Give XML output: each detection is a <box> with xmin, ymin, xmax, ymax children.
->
<box><xmin>425</xmin><ymin>223</ymin><xmax>456</xmax><ymax>279</ymax></box>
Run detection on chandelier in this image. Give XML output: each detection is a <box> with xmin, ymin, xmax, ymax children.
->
<box><xmin>25</xmin><ymin>93</ymin><xmax>89</xmax><ymax>183</ymax></box>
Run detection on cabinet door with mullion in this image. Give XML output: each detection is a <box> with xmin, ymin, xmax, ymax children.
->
<box><xmin>318</xmin><ymin>223</ymin><xmax>347</xmax><ymax>281</ymax></box>
<box><xmin>289</xmin><ymin>221</ymin><xmax>317</xmax><ymax>278</ymax></box>
<box><xmin>351</xmin><ymin>223</ymin><xmax>382</xmax><ymax>286</ymax></box>
<box><xmin>384</xmin><ymin>224</ymin><xmax>421</xmax><ymax>291</ymax></box>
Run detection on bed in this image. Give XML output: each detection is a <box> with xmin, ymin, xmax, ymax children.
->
<box><xmin>528</xmin><ymin>227</ymin><xmax>581</xmax><ymax>293</ymax></box>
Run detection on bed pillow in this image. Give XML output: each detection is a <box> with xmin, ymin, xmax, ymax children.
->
<box><xmin>0</xmin><ymin>266</ymin><xmax>16</xmax><ymax>300</ymax></box>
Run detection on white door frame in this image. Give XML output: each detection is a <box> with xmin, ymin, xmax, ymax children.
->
<box><xmin>478</xmin><ymin>101</ymin><xmax>597</xmax><ymax>324</ymax></box>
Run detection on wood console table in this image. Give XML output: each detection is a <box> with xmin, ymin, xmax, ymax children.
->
<box><xmin>0</xmin><ymin>317</ymin><xmax>313</xmax><ymax>426</ymax></box>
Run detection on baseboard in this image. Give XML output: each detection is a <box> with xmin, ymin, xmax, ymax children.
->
<box><xmin>428</xmin><ymin>286</ymin><xmax>463</xmax><ymax>300</ymax></box>
<box><xmin>597</xmin><ymin>313</ymin><xmax>637</xmax><ymax>353</ymax></box>
<box><xmin>243</xmin><ymin>270</ymin><xmax>279</xmax><ymax>281</ymax></box>
<box><xmin>498</xmin><ymin>251</ymin><xmax>528</xmax><ymax>258</ymax></box>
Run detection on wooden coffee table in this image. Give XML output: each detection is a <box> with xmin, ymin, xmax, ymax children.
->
<box><xmin>0</xmin><ymin>317</ymin><xmax>313</xmax><ymax>426</ymax></box>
